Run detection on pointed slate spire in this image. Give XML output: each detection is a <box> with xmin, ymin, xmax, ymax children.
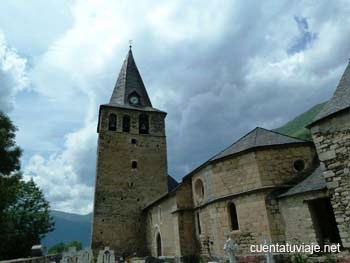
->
<box><xmin>309</xmin><ymin>60</ymin><xmax>350</xmax><ymax>126</ymax></box>
<box><xmin>109</xmin><ymin>48</ymin><xmax>153</xmax><ymax>108</ymax></box>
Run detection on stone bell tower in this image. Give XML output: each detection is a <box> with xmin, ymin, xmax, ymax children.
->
<box><xmin>91</xmin><ymin>47</ymin><xmax>168</xmax><ymax>255</ymax></box>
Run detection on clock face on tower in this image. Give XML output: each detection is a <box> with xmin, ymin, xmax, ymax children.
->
<box><xmin>129</xmin><ymin>95</ymin><xmax>140</xmax><ymax>105</ymax></box>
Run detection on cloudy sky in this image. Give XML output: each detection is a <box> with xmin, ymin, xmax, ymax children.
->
<box><xmin>1</xmin><ymin>0</ymin><xmax>349</xmax><ymax>214</ymax></box>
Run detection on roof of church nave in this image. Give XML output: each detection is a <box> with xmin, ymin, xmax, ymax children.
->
<box><xmin>211</xmin><ymin>127</ymin><xmax>310</xmax><ymax>161</ymax></box>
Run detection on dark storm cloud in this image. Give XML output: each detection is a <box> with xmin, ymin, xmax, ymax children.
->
<box><xmin>2</xmin><ymin>0</ymin><xmax>350</xmax><ymax>213</ymax></box>
<box><xmin>132</xmin><ymin>1</ymin><xmax>350</xmax><ymax>180</ymax></box>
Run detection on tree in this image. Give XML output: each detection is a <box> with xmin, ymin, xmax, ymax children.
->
<box><xmin>0</xmin><ymin>178</ymin><xmax>55</xmax><ymax>259</ymax></box>
<box><xmin>48</xmin><ymin>241</ymin><xmax>83</xmax><ymax>255</ymax></box>
<box><xmin>48</xmin><ymin>242</ymin><xmax>66</xmax><ymax>255</ymax></box>
<box><xmin>65</xmin><ymin>241</ymin><xmax>83</xmax><ymax>251</ymax></box>
<box><xmin>0</xmin><ymin>111</ymin><xmax>54</xmax><ymax>260</ymax></box>
<box><xmin>0</xmin><ymin>112</ymin><xmax>22</xmax><ymax>213</ymax></box>
<box><xmin>0</xmin><ymin>111</ymin><xmax>22</xmax><ymax>175</ymax></box>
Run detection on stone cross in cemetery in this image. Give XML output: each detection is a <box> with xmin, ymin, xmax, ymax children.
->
<box><xmin>223</xmin><ymin>236</ymin><xmax>236</xmax><ymax>263</ymax></box>
<box><xmin>97</xmin><ymin>247</ymin><xmax>116</xmax><ymax>263</ymax></box>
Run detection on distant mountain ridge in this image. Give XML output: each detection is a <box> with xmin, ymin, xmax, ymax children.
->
<box><xmin>274</xmin><ymin>102</ymin><xmax>327</xmax><ymax>140</ymax></box>
<box><xmin>41</xmin><ymin>102</ymin><xmax>326</xmax><ymax>249</ymax></box>
<box><xmin>41</xmin><ymin>210</ymin><xmax>92</xmax><ymax>250</ymax></box>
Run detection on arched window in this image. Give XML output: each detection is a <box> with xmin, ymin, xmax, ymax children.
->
<box><xmin>139</xmin><ymin>114</ymin><xmax>149</xmax><ymax>134</ymax></box>
<box><xmin>194</xmin><ymin>179</ymin><xmax>204</xmax><ymax>202</ymax></box>
<box><xmin>108</xmin><ymin>113</ymin><xmax>117</xmax><ymax>131</ymax></box>
<box><xmin>156</xmin><ymin>233</ymin><xmax>162</xmax><ymax>257</ymax></box>
<box><xmin>229</xmin><ymin>203</ymin><xmax>239</xmax><ymax>230</ymax></box>
<box><xmin>123</xmin><ymin>115</ymin><xmax>130</xmax><ymax>132</ymax></box>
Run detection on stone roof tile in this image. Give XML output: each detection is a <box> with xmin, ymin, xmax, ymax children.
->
<box><xmin>109</xmin><ymin>48</ymin><xmax>153</xmax><ymax>108</ymax></box>
<box><xmin>167</xmin><ymin>175</ymin><xmax>179</xmax><ymax>192</ymax></box>
<box><xmin>279</xmin><ymin>166</ymin><xmax>326</xmax><ymax>197</ymax></box>
<box><xmin>211</xmin><ymin>127</ymin><xmax>309</xmax><ymax>161</ymax></box>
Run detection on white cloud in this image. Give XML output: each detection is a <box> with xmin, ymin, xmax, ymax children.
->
<box><xmin>23</xmin><ymin>121</ymin><xmax>96</xmax><ymax>214</ymax></box>
<box><xmin>0</xmin><ymin>32</ymin><xmax>29</xmax><ymax>113</ymax></box>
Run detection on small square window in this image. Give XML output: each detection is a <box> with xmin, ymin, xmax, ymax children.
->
<box><xmin>131</xmin><ymin>139</ymin><xmax>137</xmax><ymax>144</ymax></box>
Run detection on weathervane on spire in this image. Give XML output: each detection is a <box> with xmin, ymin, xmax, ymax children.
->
<box><xmin>129</xmin><ymin>40</ymin><xmax>132</xmax><ymax>50</ymax></box>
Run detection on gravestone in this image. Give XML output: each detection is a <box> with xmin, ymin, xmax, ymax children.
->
<box><xmin>77</xmin><ymin>248</ymin><xmax>94</xmax><ymax>263</ymax></box>
<box><xmin>97</xmin><ymin>247</ymin><xmax>115</xmax><ymax>263</ymax></box>
<box><xmin>31</xmin><ymin>244</ymin><xmax>44</xmax><ymax>257</ymax></box>
<box><xmin>60</xmin><ymin>247</ymin><xmax>78</xmax><ymax>263</ymax></box>
<box><xmin>223</xmin><ymin>236</ymin><xmax>236</xmax><ymax>263</ymax></box>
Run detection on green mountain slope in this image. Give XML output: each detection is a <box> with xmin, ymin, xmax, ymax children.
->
<box><xmin>274</xmin><ymin>102</ymin><xmax>327</xmax><ymax>140</ymax></box>
<box><xmin>41</xmin><ymin>210</ymin><xmax>92</xmax><ymax>250</ymax></box>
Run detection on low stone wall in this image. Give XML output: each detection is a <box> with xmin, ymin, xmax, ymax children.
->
<box><xmin>0</xmin><ymin>254</ymin><xmax>61</xmax><ymax>263</ymax></box>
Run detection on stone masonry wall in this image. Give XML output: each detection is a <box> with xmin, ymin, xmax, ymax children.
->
<box><xmin>176</xmin><ymin>178</ymin><xmax>194</xmax><ymax>209</ymax></box>
<box><xmin>279</xmin><ymin>191</ymin><xmax>328</xmax><ymax>245</ymax></box>
<box><xmin>256</xmin><ymin>145</ymin><xmax>316</xmax><ymax>186</ymax></box>
<box><xmin>310</xmin><ymin>110</ymin><xmax>350</xmax><ymax>248</ymax></box>
<box><xmin>195</xmin><ymin>192</ymin><xmax>272</xmax><ymax>260</ymax></box>
<box><xmin>174</xmin><ymin>179</ymin><xmax>197</xmax><ymax>256</ymax></box>
<box><xmin>191</xmin><ymin>152</ymin><xmax>261</xmax><ymax>207</ymax></box>
<box><xmin>145</xmin><ymin>195</ymin><xmax>180</xmax><ymax>257</ymax></box>
<box><xmin>177</xmin><ymin>210</ymin><xmax>198</xmax><ymax>256</ymax></box>
<box><xmin>91</xmin><ymin>106</ymin><xmax>168</xmax><ymax>255</ymax></box>
<box><xmin>145</xmin><ymin>179</ymin><xmax>197</xmax><ymax>257</ymax></box>
<box><xmin>256</xmin><ymin>145</ymin><xmax>316</xmax><ymax>243</ymax></box>
<box><xmin>265</xmin><ymin>197</ymin><xmax>286</xmax><ymax>244</ymax></box>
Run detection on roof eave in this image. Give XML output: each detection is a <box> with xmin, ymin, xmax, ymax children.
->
<box><xmin>182</xmin><ymin>141</ymin><xmax>314</xmax><ymax>183</ymax></box>
<box><xmin>306</xmin><ymin>106</ymin><xmax>350</xmax><ymax>129</ymax></box>
<box><xmin>278</xmin><ymin>187</ymin><xmax>327</xmax><ymax>199</ymax></box>
<box><xmin>211</xmin><ymin>141</ymin><xmax>314</xmax><ymax>163</ymax></box>
<box><xmin>101</xmin><ymin>103</ymin><xmax>166</xmax><ymax>114</ymax></box>
<box><xmin>142</xmin><ymin>185</ymin><xmax>179</xmax><ymax>211</ymax></box>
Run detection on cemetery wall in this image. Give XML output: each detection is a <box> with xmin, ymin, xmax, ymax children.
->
<box><xmin>0</xmin><ymin>254</ymin><xmax>61</xmax><ymax>263</ymax></box>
